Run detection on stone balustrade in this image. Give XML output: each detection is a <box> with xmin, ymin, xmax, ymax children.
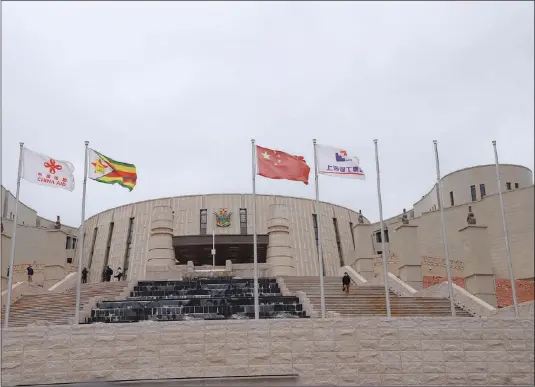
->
<box><xmin>1</xmin><ymin>317</ymin><xmax>533</xmax><ymax>386</ymax></box>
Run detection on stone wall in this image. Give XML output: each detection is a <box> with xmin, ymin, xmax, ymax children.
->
<box><xmin>2</xmin><ymin>317</ymin><xmax>533</xmax><ymax>386</ymax></box>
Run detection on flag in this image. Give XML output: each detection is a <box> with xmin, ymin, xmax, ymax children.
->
<box><xmin>88</xmin><ymin>149</ymin><xmax>137</xmax><ymax>191</ymax></box>
<box><xmin>256</xmin><ymin>145</ymin><xmax>310</xmax><ymax>184</ymax></box>
<box><xmin>316</xmin><ymin>144</ymin><xmax>365</xmax><ymax>179</ymax></box>
<box><xmin>21</xmin><ymin>148</ymin><xmax>76</xmax><ymax>191</ymax></box>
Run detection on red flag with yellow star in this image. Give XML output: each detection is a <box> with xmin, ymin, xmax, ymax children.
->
<box><xmin>256</xmin><ymin>145</ymin><xmax>310</xmax><ymax>185</ymax></box>
<box><xmin>88</xmin><ymin>149</ymin><xmax>137</xmax><ymax>191</ymax></box>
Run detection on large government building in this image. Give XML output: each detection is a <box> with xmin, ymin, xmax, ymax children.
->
<box><xmin>2</xmin><ymin>163</ymin><xmax>534</xmax><ymax>289</ymax></box>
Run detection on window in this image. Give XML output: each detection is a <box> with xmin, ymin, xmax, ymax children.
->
<box><xmin>480</xmin><ymin>184</ymin><xmax>486</xmax><ymax>199</ymax></box>
<box><xmin>349</xmin><ymin>222</ymin><xmax>355</xmax><ymax>249</ymax></box>
<box><xmin>102</xmin><ymin>222</ymin><xmax>115</xmax><ymax>277</ymax></box>
<box><xmin>506</xmin><ymin>182</ymin><xmax>511</xmax><ymax>190</ymax></box>
<box><xmin>312</xmin><ymin>214</ymin><xmax>318</xmax><ymax>245</ymax></box>
<box><xmin>88</xmin><ymin>227</ymin><xmax>98</xmax><ymax>270</ymax></box>
<box><xmin>470</xmin><ymin>185</ymin><xmax>477</xmax><ymax>201</ymax></box>
<box><xmin>239</xmin><ymin>208</ymin><xmax>247</xmax><ymax>235</ymax></box>
<box><xmin>66</xmin><ymin>236</ymin><xmax>71</xmax><ymax>249</ymax></box>
<box><xmin>200</xmin><ymin>209</ymin><xmax>207</xmax><ymax>235</ymax></box>
<box><xmin>375</xmin><ymin>229</ymin><xmax>389</xmax><ymax>244</ymax></box>
<box><xmin>72</xmin><ymin>238</ymin><xmax>77</xmax><ymax>250</ymax></box>
<box><xmin>333</xmin><ymin>218</ymin><xmax>344</xmax><ymax>267</ymax></box>
<box><xmin>123</xmin><ymin>217</ymin><xmax>134</xmax><ymax>280</ymax></box>
<box><xmin>515</xmin><ymin>183</ymin><xmax>519</xmax><ymax>189</ymax></box>
<box><xmin>312</xmin><ymin>214</ymin><xmax>325</xmax><ymax>276</ymax></box>
<box><xmin>66</xmin><ymin>258</ymin><xmax>73</xmax><ymax>264</ymax></box>
<box><xmin>449</xmin><ymin>191</ymin><xmax>455</xmax><ymax>206</ymax></box>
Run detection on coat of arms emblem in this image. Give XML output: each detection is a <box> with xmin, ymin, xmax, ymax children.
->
<box><xmin>215</xmin><ymin>209</ymin><xmax>232</xmax><ymax>227</ymax></box>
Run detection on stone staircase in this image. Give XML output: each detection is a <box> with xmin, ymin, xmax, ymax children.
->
<box><xmin>1</xmin><ymin>281</ymin><xmax>129</xmax><ymax>327</ymax></box>
<box><xmin>282</xmin><ymin>276</ymin><xmax>473</xmax><ymax>317</ymax></box>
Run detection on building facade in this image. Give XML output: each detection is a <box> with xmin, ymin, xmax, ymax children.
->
<box><xmin>2</xmin><ymin>162</ymin><xmax>533</xmax><ymax>289</ymax></box>
<box><xmin>1</xmin><ymin>186</ymin><xmax>79</xmax><ymax>289</ymax></box>
<box><xmin>366</xmin><ymin>164</ymin><xmax>534</xmax><ymax>280</ymax></box>
<box><xmin>78</xmin><ymin>194</ymin><xmax>370</xmax><ymax>283</ymax></box>
<box><xmin>77</xmin><ymin>163</ymin><xmax>534</xmax><ymax>284</ymax></box>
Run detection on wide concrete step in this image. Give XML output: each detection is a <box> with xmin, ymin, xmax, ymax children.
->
<box><xmin>283</xmin><ymin>276</ymin><xmax>474</xmax><ymax>317</ymax></box>
<box><xmin>2</xmin><ymin>282</ymin><xmax>131</xmax><ymax>327</ymax></box>
<box><xmin>308</xmin><ymin>297</ymin><xmax>454</xmax><ymax>302</ymax></box>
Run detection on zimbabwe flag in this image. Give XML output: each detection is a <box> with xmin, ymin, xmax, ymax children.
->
<box><xmin>87</xmin><ymin>149</ymin><xmax>137</xmax><ymax>191</ymax></box>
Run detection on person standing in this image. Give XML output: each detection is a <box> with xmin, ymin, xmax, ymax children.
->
<box><xmin>81</xmin><ymin>267</ymin><xmax>88</xmax><ymax>284</ymax></box>
<box><xmin>342</xmin><ymin>272</ymin><xmax>351</xmax><ymax>295</ymax></box>
<box><xmin>105</xmin><ymin>266</ymin><xmax>113</xmax><ymax>282</ymax></box>
<box><xmin>27</xmin><ymin>265</ymin><xmax>34</xmax><ymax>283</ymax></box>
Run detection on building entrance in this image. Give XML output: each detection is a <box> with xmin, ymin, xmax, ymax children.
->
<box><xmin>172</xmin><ymin>234</ymin><xmax>268</xmax><ymax>266</ymax></box>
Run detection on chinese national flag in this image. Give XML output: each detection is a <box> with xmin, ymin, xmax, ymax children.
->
<box><xmin>256</xmin><ymin>145</ymin><xmax>311</xmax><ymax>185</ymax></box>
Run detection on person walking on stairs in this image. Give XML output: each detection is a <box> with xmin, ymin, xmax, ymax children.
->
<box><xmin>342</xmin><ymin>272</ymin><xmax>351</xmax><ymax>295</ymax></box>
<box><xmin>27</xmin><ymin>265</ymin><xmax>34</xmax><ymax>283</ymax></box>
<box><xmin>114</xmin><ymin>267</ymin><xmax>123</xmax><ymax>281</ymax></box>
<box><xmin>105</xmin><ymin>266</ymin><xmax>113</xmax><ymax>282</ymax></box>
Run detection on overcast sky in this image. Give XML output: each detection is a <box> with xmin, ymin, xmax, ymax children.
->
<box><xmin>2</xmin><ymin>1</ymin><xmax>534</xmax><ymax>227</ymax></box>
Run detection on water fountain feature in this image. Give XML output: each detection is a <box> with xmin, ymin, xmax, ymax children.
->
<box><xmin>85</xmin><ymin>276</ymin><xmax>307</xmax><ymax>323</ymax></box>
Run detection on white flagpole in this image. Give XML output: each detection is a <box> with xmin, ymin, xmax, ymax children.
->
<box><xmin>4</xmin><ymin>142</ymin><xmax>24</xmax><ymax>329</ymax></box>
<box><xmin>433</xmin><ymin>140</ymin><xmax>456</xmax><ymax>316</ymax></box>
<box><xmin>251</xmin><ymin>139</ymin><xmax>260</xmax><ymax>320</ymax></box>
<box><xmin>492</xmin><ymin>140</ymin><xmax>519</xmax><ymax>317</ymax></box>
<box><xmin>74</xmin><ymin>141</ymin><xmax>89</xmax><ymax>324</ymax></box>
<box><xmin>312</xmin><ymin>139</ymin><xmax>326</xmax><ymax>319</ymax></box>
<box><xmin>373</xmin><ymin>139</ymin><xmax>392</xmax><ymax>318</ymax></box>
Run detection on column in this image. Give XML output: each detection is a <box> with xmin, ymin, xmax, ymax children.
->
<box><xmin>459</xmin><ymin>225</ymin><xmax>497</xmax><ymax>307</ymax></box>
<box><xmin>392</xmin><ymin>224</ymin><xmax>422</xmax><ymax>290</ymax></box>
<box><xmin>351</xmin><ymin>223</ymin><xmax>374</xmax><ymax>280</ymax></box>
<box><xmin>147</xmin><ymin>205</ymin><xmax>175</xmax><ymax>267</ymax></box>
<box><xmin>266</xmin><ymin>203</ymin><xmax>295</xmax><ymax>277</ymax></box>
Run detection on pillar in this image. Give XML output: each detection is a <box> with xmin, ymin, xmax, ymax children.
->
<box><xmin>266</xmin><ymin>203</ymin><xmax>295</xmax><ymax>276</ymax></box>
<box><xmin>392</xmin><ymin>224</ymin><xmax>422</xmax><ymax>290</ymax></box>
<box><xmin>146</xmin><ymin>205</ymin><xmax>175</xmax><ymax>267</ymax></box>
<box><xmin>459</xmin><ymin>225</ymin><xmax>497</xmax><ymax>307</ymax></box>
<box><xmin>351</xmin><ymin>224</ymin><xmax>374</xmax><ymax>280</ymax></box>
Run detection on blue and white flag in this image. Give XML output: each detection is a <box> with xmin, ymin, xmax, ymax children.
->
<box><xmin>315</xmin><ymin>144</ymin><xmax>365</xmax><ymax>179</ymax></box>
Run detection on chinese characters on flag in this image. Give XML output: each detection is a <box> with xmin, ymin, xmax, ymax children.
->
<box><xmin>21</xmin><ymin>148</ymin><xmax>75</xmax><ymax>191</ymax></box>
<box><xmin>256</xmin><ymin>145</ymin><xmax>310</xmax><ymax>185</ymax></box>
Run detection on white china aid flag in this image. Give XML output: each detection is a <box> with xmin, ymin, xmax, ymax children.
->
<box><xmin>316</xmin><ymin>144</ymin><xmax>365</xmax><ymax>179</ymax></box>
<box><xmin>22</xmin><ymin>148</ymin><xmax>76</xmax><ymax>191</ymax></box>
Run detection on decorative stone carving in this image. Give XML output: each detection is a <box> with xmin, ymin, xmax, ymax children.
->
<box><xmin>467</xmin><ymin>206</ymin><xmax>476</xmax><ymax>225</ymax></box>
<box><xmin>357</xmin><ymin>210</ymin><xmax>364</xmax><ymax>224</ymax></box>
<box><xmin>54</xmin><ymin>216</ymin><xmax>61</xmax><ymax>229</ymax></box>
<box><xmin>401</xmin><ymin>208</ymin><xmax>409</xmax><ymax>225</ymax></box>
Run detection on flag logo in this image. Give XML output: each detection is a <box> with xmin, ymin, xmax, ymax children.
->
<box><xmin>91</xmin><ymin>158</ymin><xmax>109</xmax><ymax>175</ymax></box>
<box><xmin>44</xmin><ymin>159</ymin><xmax>63</xmax><ymax>174</ymax></box>
<box><xmin>316</xmin><ymin>144</ymin><xmax>365</xmax><ymax>180</ymax></box>
<box><xmin>335</xmin><ymin>150</ymin><xmax>352</xmax><ymax>162</ymax></box>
